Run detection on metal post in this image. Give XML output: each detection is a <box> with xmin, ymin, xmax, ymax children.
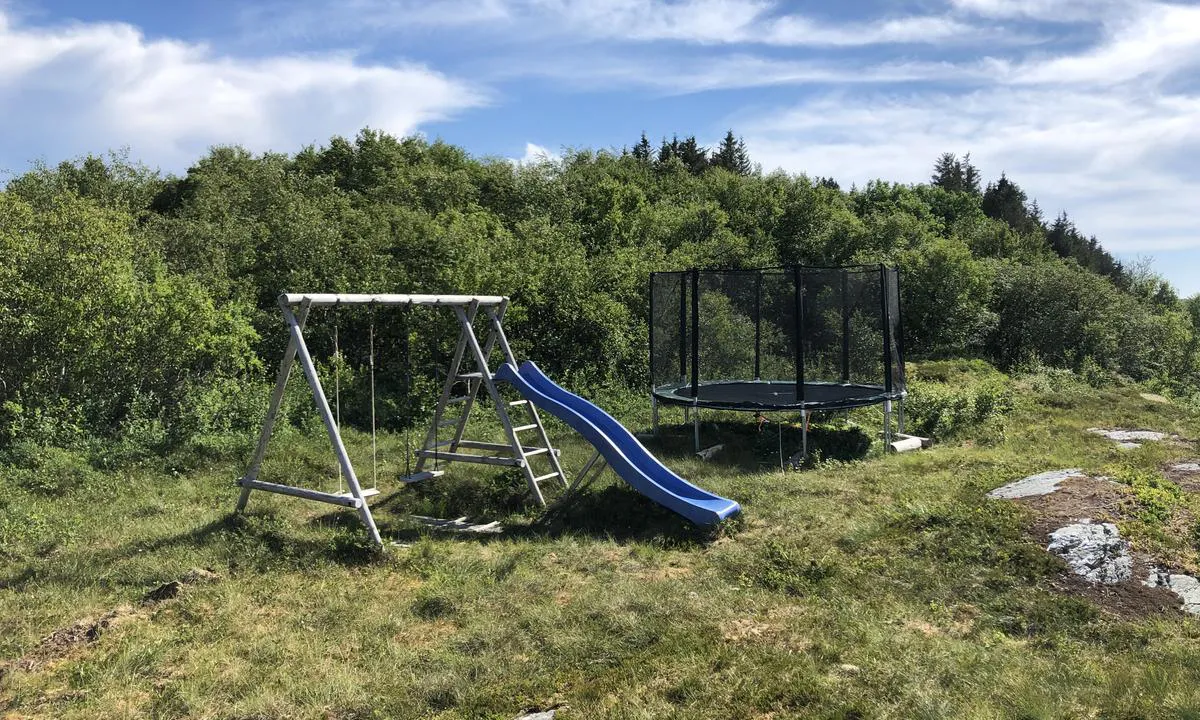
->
<box><xmin>690</xmin><ymin>269</ymin><xmax>700</xmax><ymax>398</ymax></box>
<box><xmin>793</xmin><ymin>266</ymin><xmax>805</xmax><ymax>403</ymax></box>
<box><xmin>649</xmin><ymin>272</ymin><xmax>657</xmax><ymax>399</ymax></box>
<box><xmin>883</xmin><ymin>400</ymin><xmax>893</xmax><ymax>447</ymax></box>
<box><xmin>754</xmin><ymin>272</ymin><xmax>762</xmax><ymax>381</ymax></box>
<box><xmin>693</xmin><ymin>405</ymin><xmax>701</xmax><ymax>452</ymax></box>
<box><xmin>678</xmin><ymin>273</ymin><xmax>687</xmax><ymax>385</ymax></box>
<box><xmin>801</xmin><ymin>409</ymin><xmax>808</xmax><ymax>460</ymax></box>
<box><xmin>238</xmin><ymin>301</ymin><xmax>311</xmax><ymax>511</ymax></box>
<box><xmin>282</xmin><ymin>303</ymin><xmax>382</xmax><ymax>546</ymax></box>
<box><xmin>879</xmin><ymin>264</ymin><xmax>894</xmax><ymax>397</ymax></box>
<box><xmin>898</xmin><ymin>397</ymin><xmax>906</xmax><ymax>435</ymax></box>
<box><xmin>841</xmin><ymin>270</ymin><xmax>851</xmax><ymax>384</ymax></box>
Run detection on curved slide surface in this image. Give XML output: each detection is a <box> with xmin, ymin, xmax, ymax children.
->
<box><xmin>495</xmin><ymin>361</ymin><xmax>740</xmax><ymax>525</ymax></box>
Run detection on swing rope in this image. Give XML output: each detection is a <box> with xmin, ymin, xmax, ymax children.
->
<box><xmin>333</xmin><ymin>301</ymin><xmax>344</xmax><ymax>494</ymax></box>
<box><xmin>403</xmin><ymin>301</ymin><xmax>413</xmax><ymax>478</ymax></box>
<box><xmin>368</xmin><ymin>301</ymin><xmax>378</xmax><ymax>490</ymax></box>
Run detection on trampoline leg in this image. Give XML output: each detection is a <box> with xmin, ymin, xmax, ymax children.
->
<box><xmin>883</xmin><ymin>400</ymin><xmax>893</xmax><ymax>448</ymax></box>
<box><xmin>897</xmin><ymin>397</ymin><xmax>905</xmax><ymax>436</ymax></box>
<box><xmin>801</xmin><ymin>409</ymin><xmax>808</xmax><ymax>460</ymax></box>
<box><xmin>693</xmin><ymin>406</ymin><xmax>701</xmax><ymax>452</ymax></box>
<box><xmin>651</xmin><ymin>395</ymin><xmax>659</xmax><ymax>435</ymax></box>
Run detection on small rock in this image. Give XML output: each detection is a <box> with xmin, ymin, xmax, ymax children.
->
<box><xmin>1118</xmin><ymin>442</ymin><xmax>1142</xmax><ymax>450</ymax></box>
<box><xmin>836</xmin><ymin>663</ymin><xmax>861</xmax><ymax>674</ymax></box>
<box><xmin>1088</xmin><ymin>428</ymin><xmax>1167</xmax><ymax>443</ymax></box>
<box><xmin>1047</xmin><ymin>522</ymin><xmax>1132</xmax><ymax>584</ymax></box>
<box><xmin>514</xmin><ymin>711</ymin><xmax>556</xmax><ymax>720</ymax></box>
<box><xmin>987</xmin><ymin>469</ymin><xmax>1085</xmax><ymax>499</ymax></box>
<box><xmin>1140</xmin><ymin>393</ymin><xmax>1170</xmax><ymax>404</ymax></box>
<box><xmin>1144</xmin><ymin>569</ymin><xmax>1200</xmax><ymax>614</ymax></box>
<box><xmin>1171</xmin><ymin>463</ymin><xmax>1200</xmax><ymax>473</ymax></box>
<box><xmin>696</xmin><ymin>444</ymin><xmax>724</xmax><ymax>461</ymax></box>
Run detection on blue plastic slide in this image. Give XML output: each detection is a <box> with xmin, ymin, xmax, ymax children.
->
<box><xmin>495</xmin><ymin>360</ymin><xmax>740</xmax><ymax>525</ymax></box>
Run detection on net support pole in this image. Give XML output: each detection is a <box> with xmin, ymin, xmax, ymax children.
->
<box><xmin>793</xmin><ymin>266</ymin><xmax>806</xmax><ymax>403</ymax></box>
<box><xmin>678</xmin><ymin>274</ymin><xmax>688</xmax><ymax>385</ymax></box>
<box><xmin>879</xmin><ymin>264</ymin><xmax>895</xmax><ymax>397</ymax></box>
<box><xmin>690</xmin><ymin>269</ymin><xmax>700</xmax><ymax>398</ymax></box>
<box><xmin>754</xmin><ymin>272</ymin><xmax>762</xmax><ymax>381</ymax></box>
<box><xmin>841</xmin><ymin>270</ymin><xmax>851</xmax><ymax>384</ymax></box>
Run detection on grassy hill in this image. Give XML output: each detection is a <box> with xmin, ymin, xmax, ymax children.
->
<box><xmin>4</xmin><ymin>362</ymin><xmax>1200</xmax><ymax>718</ymax></box>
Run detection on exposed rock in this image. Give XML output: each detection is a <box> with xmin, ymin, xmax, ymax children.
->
<box><xmin>1140</xmin><ymin>393</ymin><xmax>1170</xmax><ymax>404</ymax></box>
<box><xmin>1144</xmin><ymin>570</ymin><xmax>1200</xmax><ymax>614</ymax></box>
<box><xmin>1047</xmin><ymin>521</ymin><xmax>1132</xmax><ymax>584</ymax></box>
<box><xmin>987</xmin><ymin>469</ymin><xmax>1085</xmax><ymax>499</ymax></box>
<box><xmin>1088</xmin><ymin>428</ymin><xmax>1167</xmax><ymax>443</ymax></box>
<box><xmin>514</xmin><ymin>711</ymin><xmax>556</xmax><ymax>720</ymax></box>
<box><xmin>1171</xmin><ymin>462</ymin><xmax>1200</xmax><ymax>473</ymax></box>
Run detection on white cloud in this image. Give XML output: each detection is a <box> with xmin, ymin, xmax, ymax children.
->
<box><xmin>947</xmin><ymin>0</ymin><xmax>1130</xmax><ymax>21</ymax></box>
<box><xmin>248</xmin><ymin>0</ymin><xmax>1018</xmax><ymax>48</ymax></box>
<box><xmin>0</xmin><ymin>10</ymin><xmax>485</xmax><ymax>171</ymax></box>
<box><xmin>510</xmin><ymin>142</ymin><xmax>559</xmax><ymax>165</ymax></box>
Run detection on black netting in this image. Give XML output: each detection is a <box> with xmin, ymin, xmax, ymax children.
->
<box><xmin>650</xmin><ymin>265</ymin><xmax>905</xmax><ymax>409</ymax></box>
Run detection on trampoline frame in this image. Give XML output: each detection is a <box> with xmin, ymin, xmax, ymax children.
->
<box><xmin>648</xmin><ymin>265</ymin><xmax>907</xmax><ymax>455</ymax></box>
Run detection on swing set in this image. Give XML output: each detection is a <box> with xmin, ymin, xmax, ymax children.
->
<box><xmin>236</xmin><ymin>293</ymin><xmax>569</xmax><ymax>546</ymax></box>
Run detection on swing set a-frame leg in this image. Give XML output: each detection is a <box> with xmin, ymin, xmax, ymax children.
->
<box><xmin>237</xmin><ymin>301</ymin><xmax>311</xmax><ymax>512</ymax></box>
<box><xmin>237</xmin><ymin>301</ymin><xmax>384</xmax><ymax>547</ymax></box>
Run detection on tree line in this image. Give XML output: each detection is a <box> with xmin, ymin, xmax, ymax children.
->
<box><xmin>1</xmin><ymin>130</ymin><xmax>1195</xmax><ymax>456</ymax></box>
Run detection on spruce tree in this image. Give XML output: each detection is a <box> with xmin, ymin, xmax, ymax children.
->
<box><xmin>677</xmin><ymin>136</ymin><xmax>708</xmax><ymax>175</ymax></box>
<box><xmin>711</xmin><ymin>130</ymin><xmax>752</xmax><ymax>175</ymax></box>
<box><xmin>632</xmin><ymin>132</ymin><xmax>653</xmax><ymax>162</ymax></box>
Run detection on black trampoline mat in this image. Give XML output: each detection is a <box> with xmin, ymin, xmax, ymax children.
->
<box><xmin>653</xmin><ymin>380</ymin><xmax>896</xmax><ymax>411</ymax></box>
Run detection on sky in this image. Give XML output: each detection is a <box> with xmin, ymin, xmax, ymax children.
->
<box><xmin>1</xmin><ymin>0</ymin><xmax>1198</xmax><ymax>295</ymax></box>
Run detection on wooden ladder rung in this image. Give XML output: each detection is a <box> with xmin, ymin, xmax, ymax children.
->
<box><xmin>508</xmin><ymin>399</ymin><xmax>528</xmax><ymax>406</ymax></box>
<box><xmin>339</xmin><ymin>487</ymin><xmax>380</xmax><ymax>499</ymax></box>
<box><xmin>512</xmin><ymin>424</ymin><xmax>537</xmax><ymax>432</ymax></box>
<box><xmin>438</xmin><ymin>417</ymin><xmax>461</xmax><ymax>428</ymax></box>
<box><xmin>457</xmin><ymin>372</ymin><xmax>485</xmax><ymax>379</ymax></box>
<box><xmin>523</xmin><ymin>447</ymin><xmax>550</xmax><ymax>457</ymax></box>
<box><xmin>447</xmin><ymin>395</ymin><xmax>471</xmax><ymax>404</ymax></box>
<box><xmin>532</xmin><ymin>472</ymin><xmax>561</xmax><ymax>484</ymax></box>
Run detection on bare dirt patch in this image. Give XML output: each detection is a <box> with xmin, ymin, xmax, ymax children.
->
<box><xmin>1000</xmin><ymin>475</ymin><xmax>1183</xmax><ymax>618</ymax></box>
<box><xmin>1</xmin><ymin>567</ymin><xmax>221</xmax><ymax>679</ymax></box>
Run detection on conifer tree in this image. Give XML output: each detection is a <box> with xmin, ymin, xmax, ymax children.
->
<box><xmin>632</xmin><ymin>132</ymin><xmax>653</xmax><ymax>162</ymax></box>
<box><xmin>710</xmin><ymin>130</ymin><xmax>752</xmax><ymax>175</ymax></box>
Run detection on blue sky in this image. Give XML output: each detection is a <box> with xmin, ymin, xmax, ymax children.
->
<box><xmin>2</xmin><ymin>0</ymin><xmax>1198</xmax><ymax>294</ymax></box>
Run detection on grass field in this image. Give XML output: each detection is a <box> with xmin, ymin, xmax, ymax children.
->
<box><xmin>4</xmin><ymin>363</ymin><xmax>1200</xmax><ymax>719</ymax></box>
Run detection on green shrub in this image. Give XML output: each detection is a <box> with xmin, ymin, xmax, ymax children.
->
<box><xmin>904</xmin><ymin>377</ymin><xmax>1013</xmax><ymax>439</ymax></box>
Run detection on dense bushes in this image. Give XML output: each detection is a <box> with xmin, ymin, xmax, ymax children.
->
<box><xmin>1</xmin><ymin>129</ymin><xmax>1197</xmax><ymax>452</ymax></box>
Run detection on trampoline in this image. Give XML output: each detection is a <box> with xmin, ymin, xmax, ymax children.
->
<box><xmin>649</xmin><ymin>265</ymin><xmax>907</xmax><ymax>451</ymax></box>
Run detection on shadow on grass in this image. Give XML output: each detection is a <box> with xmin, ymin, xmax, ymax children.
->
<box><xmin>0</xmin><ymin>511</ymin><xmax>384</xmax><ymax>593</ymax></box>
<box><xmin>366</xmin><ymin>473</ymin><xmax>737</xmax><ymax>549</ymax></box>
<box><xmin>647</xmin><ymin>417</ymin><xmax>873</xmax><ymax>470</ymax></box>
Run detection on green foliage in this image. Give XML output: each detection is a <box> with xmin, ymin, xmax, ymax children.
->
<box><xmin>904</xmin><ymin>363</ymin><xmax>1013</xmax><ymax>439</ymax></box>
<box><xmin>3</xmin><ymin>132</ymin><xmax>1200</xmax><ymax>464</ymax></box>
<box><xmin>1110</xmin><ymin>466</ymin><xmax>1184</xmax><ymax>527</ymax></box>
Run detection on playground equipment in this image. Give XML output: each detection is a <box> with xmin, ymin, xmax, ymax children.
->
<box><xmin>237</xmin><ymin>293</ymin><xmax>567</xmax><ymax>546</ymax></box>
<box><xmin>650</xmin><ymin>265</ymin><xmax>907</xmax><ymax>454</ymax></box>
<box><xmin>238</xmin><ymin>292</ymin><xmax>739</xmax><ymax>546</ymax></box>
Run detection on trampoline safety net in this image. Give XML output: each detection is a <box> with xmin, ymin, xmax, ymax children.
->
<box><xmin>650</xmin><ymin>265</ymin><xmax>906</xmax><ymax>411</ymax></box>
